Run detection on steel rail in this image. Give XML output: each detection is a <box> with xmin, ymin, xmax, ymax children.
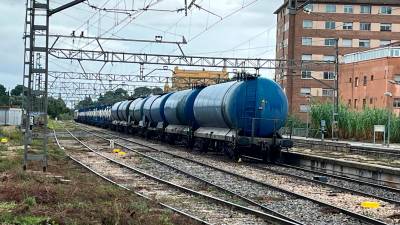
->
<box><xmin>276</xmin><ymin>163</ymin><xmax>400</xmax><ymax>193</ymax></box>
<box><xmin>284</xmin><ymin>151</ymin><xmax>400</xmax><ymax>186</ymax></box>
<box><xmin>63</xmin><ymin>128</ymin><xmax>298</xmax><ymax>225</ymax></box>
<box><xmin>53</xmin><ymin>130</ymin><xmax>212</xmax><ymax>225</ymax></box>
<box><xmin>256</xmin><ymin>164</ymin><xmax>400</xmax><ymax>205</ymax></box>
<box><xmin>76</xmin><ymin>124</ymin><xmax>389</xmax><ymax>225</ymax></box>
<box><xmin>71</xmin><ymin>127</ymin><xmax>304</xmax><ymax>225</ymax></box>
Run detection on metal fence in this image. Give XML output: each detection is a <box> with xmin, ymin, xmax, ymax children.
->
<box><xmin>280</xmin><ymin>127</ymin><xmax>321</xmax><ymax>139</ymax></box>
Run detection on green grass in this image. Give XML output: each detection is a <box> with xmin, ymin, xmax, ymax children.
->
<box><xmin>0</xmin><ymin>127</ymin><xmax>22</xmax><ymax>143</ymax></box>
<box><xmin>47</xmin><ymin>119</ymin><xmax>63</xmax><ymax>130</ymax></box>
<box><xmin>309</xmin><ymin>103</ymin><xmax>400</xmax><ymax>142</ymax></box>
<box><xmin>0</xmin><ymin>214</ymin><xmax>53</xmax><ymax>225</ymax></box>
<box><xmin>0</xmin><ymin>201</ymin><xmax>17</xmax><ymax>211</ymax></box>
<box><xmin>0</xmin><ymin>140</ymin><xmax>199</xmax><ymax>225</ymax></box>
<box><xmin>23</xmin><ymin>196</ymin><xmax>37</xmax><ymax>207</ymax></box>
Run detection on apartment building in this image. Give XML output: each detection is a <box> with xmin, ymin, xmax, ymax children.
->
<box><xmin>275</xmin><ymin>0</ymin><xmax>400</xmax><ymax>120</ymax></box>
<box><xmin>340</xmin><ymin>45</ymin><xmax>400</xmax><ymax>116</ymax></box>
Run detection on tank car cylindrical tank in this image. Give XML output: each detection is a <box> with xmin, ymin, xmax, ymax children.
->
<box><xmin>193</xmin><ymin>78</ymin><xmax>288</xmax><ymax>137</ymax></box>
<box><xmin>150</xmin><ymin>93</ymin><xmax>173</xmax><ymax>124</ymax></box>
<box><xmin>164</xmin><ymin>89</ymin><xmax>202</xmax><ymax>126</ymax></box>
<box><xmin>111</xmin><ymin>101</ymin><xmax>123</xmax><ymax>121</ymax></box>
<box><xmin>128</xmin><ymin>98</ymin><xmax>143</xmax><ymax>123</ymax></box>
<box><xmin>133</xmin><ymin>97</ymin><xmax>150</xmax><ymax>122</ymax></box>
<box><xmin>117</xmin><ymin>100</ymin><xmax>131</xmax><ymax>122</ymax></box>
<box><xmin>142</xmin><ymin>95</ymin><xmax>160</xmax><ymax>123</ymax></box>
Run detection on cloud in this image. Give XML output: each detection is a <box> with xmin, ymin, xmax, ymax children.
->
<box><xmin>0</xmin><ymin>0</ymin><xmax>282</xmax><ymax>95</ymax></box>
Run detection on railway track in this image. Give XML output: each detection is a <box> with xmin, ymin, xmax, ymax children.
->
<box><xmin>56</xmin><ymin>128</ymin><xmax>300</xmax><ymax>225</ymax></box>
<box><xmin>264</xmin><ymin>163</ymin><xmax>400</xmax><ymax>201</ymax></box>
<box><xmin>73</xmin><ymin>123</ymin><xmax>396</xmax><ymax>225</ymax></box>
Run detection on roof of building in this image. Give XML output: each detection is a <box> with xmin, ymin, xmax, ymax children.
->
<box><xmin>343</xmin><ymin>42</ymin><xmax>400</xmax><ymax>64</ymax></box>
<box><xmin>275</xmin><ymin>0</ymin><xmax>400</xmax><ymax>14</ymax></box>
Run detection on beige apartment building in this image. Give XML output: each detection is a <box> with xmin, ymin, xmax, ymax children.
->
<box><xmin>275</xmin><ymin>0</ymin><xmax>400</xmax><ymax>120</ymax></box>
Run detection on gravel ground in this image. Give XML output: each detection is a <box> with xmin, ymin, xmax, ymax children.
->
<box><xmin>262</xmin><ymin>164</ymin><xmax>400</xmax><ymax>203</ymax></box>
<box><xmin>77</xmin><ymin>124</ymin><xmax>400</xmax><ymax>224</ymax></box>
<box><xmin>59</xmin><ymin>137</ymin><xmax>276</xmax><ymax>225</ymax></box>
<box><xmin>78</xmin><ymin>132</ymin><xmax>375</xmax><ymax>225</ymax></box>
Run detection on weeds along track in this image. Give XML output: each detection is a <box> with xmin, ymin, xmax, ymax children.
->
<box><xmin>55</xmin><ymin>128</ymin><xmax>299</xmax><ymax>225</ymax></box>
<box><xmin>73</xmin><ymin>123</ymin><xmax>396</xmax><ymax>225</ymax></box>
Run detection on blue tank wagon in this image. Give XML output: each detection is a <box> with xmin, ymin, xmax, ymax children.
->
<box><xmin>76</xmin><ymin>75</ymin><xmax>293</xmax><ymax>161</ymax></box>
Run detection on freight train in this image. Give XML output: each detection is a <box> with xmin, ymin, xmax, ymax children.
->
<box><xmin>74</xmin><ymin>75</ymin><xmax>293</xmax><ymax>162</ymax></box>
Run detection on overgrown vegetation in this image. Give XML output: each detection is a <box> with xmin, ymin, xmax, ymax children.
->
<box><xmin>308</xmin><ymin>103</ymin><xmax>399</xmax><ymax>142</ymax></box>
<box><xmin>0</xmin><ymin>126</ymin><xmax>199</xmax><ymax>225</ymax></box>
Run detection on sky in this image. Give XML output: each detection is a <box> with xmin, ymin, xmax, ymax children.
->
<box><xmin>0</xmin><ymin>0</ymin><xmax>283</xmax><ymax>94</ymax></box>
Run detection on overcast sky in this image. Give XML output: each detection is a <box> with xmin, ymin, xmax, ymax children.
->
<box><xmin>0</xmin><ymin>0</ymin><xmax>283</xmax><ymax>91</ymax></box>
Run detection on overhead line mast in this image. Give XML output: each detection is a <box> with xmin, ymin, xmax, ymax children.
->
<box><xmin>23</xmin><ymin>0</ymin><xmax>87</xmax><ymax>172</ymax></box>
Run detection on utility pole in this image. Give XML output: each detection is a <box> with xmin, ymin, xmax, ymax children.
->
<box><xmin>23</xmin><ymin>0</ymin><xmax>86</xmax><ymax>172</ymax></box>
<box><xmin>332</xmin><ymin>38</ymin><xmax>340</xmax><ymax>141</ymax></box>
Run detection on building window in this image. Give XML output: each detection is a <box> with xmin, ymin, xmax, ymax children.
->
<box><xmin>325</xmin><ymin>21</ymin><xmax>336</xmax><ymax>29</ymax></box>
<box><xmin>344</xmin><ymin>5</ymin><xmax>353</xmax><ymax>14</ymax></box>
<box><xmin>301</xmin><ymin>54</ymin><xmax>312</xmax><ymax>61</ymax></box>
<box><xmin>302</xmin><ymin>37</ymin><xmax>312</xmax><ymax>46</ymax></box>
<box><xmin>371</xmin><ymin>75</ymin><xmax>374</xmax><ymax>81</ymax></box>
<box><xmin>301</xmin><ymin>70</ymin><xmax>312</xmax><ymax>79</ymax></box>
<box><xmin>322</xmin><ymin>89</ymin><xmax>334</xmax><ymax>97</ymax></box>
<box><xmin>325</xmin><ymin>38</ymin><xmax>337</xmax><ymax>46</ymax></box>
<box><xmin>381</xmin><ymin>23</ymin><xmax>392</xmax><ymax>32</ymax></box>
<box><xmin>363</xmin><ymin>99</ymin><xmax>367</xmax><ymax>109</ymax></box>
<box><xmin>355</xmin><ymin>77</ymin><xmax>359</xmax><ymax>87</ymax></box>
<box><xmin>360</xmin><ymin>23</ymin><xmax>371</xmax><ymax>31</ymax></box>
<box><xmin>323</xmin><ymin>55</ymin><xmax>335</xmax><ymax>62</ymax></box>
<box><xmin>323</xmin><ymin>71</ymin><xmax>335</xmax><ymax>80</ymax></box>
<box><xmin>326</xmin><ymin>4</ymin><xmax>336</xmax><ymax>13</ymax></box>
<box><xmin>303</xmin><ymin>20</ymin><xmax>313</xmax><ymax>29</ymax></box>
<box><xmin>380</xmin><ymin>6</ymin><xmax>392</xmax><ymax>15</ymax></box>
<box><xmin>394</xmin><ymin>75</ymin><xmax>400</xmax><ymax>83</ymax></box>
<box><xmin>342</xmin><ymin>39</ymin><xmax>352</xmax><ymax>47</ymax></box>
<box><xmin>370</xmin><ymin>98</ymin><xmax>373</xmax><ymax>104</ymax></box>
<box><xmin>348</xmin><ymin>99</ymin><xmax>351</xmax><ymax>106</ymax></box>
<box><xmin>343</xmin><ymin>22</ymin><xmax>353</xmax><ymax>30</ymax></box>
<box><xmin>300</xmin><ymin>104</ymin><xmax>311</xmax><ymax>113</ymax></box>
<box><xmin>359</xmin><ymin>39</ymin><xmax>370</xmax><ymax>48</ymax></box>
<box><xmin>300</xmin><ymin>88</ymin><xmax>311</xmax><ymax>96</ymax></box>
<box><xmin>349</xmin><ymin>77</ymin><xmax>352</xmax><ymax>83</ymax></box>
<box><xmin>360</xmin><ymin>5</ymin><xmax>371</xmax><ymax>14</ymax></box>
<box><xmin>363</xmin><ymin>76</ymin><xmax>367</xmax><ymax>86</ymax></box>
<box><xmin>354</xmin><ymin>99</ymin><xmax>358</xmax><ymax>108</ymax></box>
<box><xmin>393</xmin><ymin>98</ymin><xmax>400</xmax><ymax>108</ymax></box>
<box><xmin>380</xmin><ymin>40</ymin><xmax>391</xmax><ymax>47</ymax></box>
<box><xmin>304</xmin><ymin>4</ymin><xmax>313</xmax><ymax>12</ymax></box>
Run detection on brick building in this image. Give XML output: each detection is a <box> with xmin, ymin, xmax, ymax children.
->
<box><xmin>340</xmin><ymin>46</ymin><xmax>400</xmax><ymax>116</ymax></box>
<box><xmin>275</xmin><ymin>0</ymin><xmax>400</xmax><ymax>120</ymax></box>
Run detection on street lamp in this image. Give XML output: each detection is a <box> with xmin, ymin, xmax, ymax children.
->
<box><xmin>384</xmin><ymin>91</ymin><xmax>392</xmax><ymax>146</ymax></box>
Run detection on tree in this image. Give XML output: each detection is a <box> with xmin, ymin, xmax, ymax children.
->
<box><xmin>9</xmin><ymin>85</ymin><xmax>26</xmax><ymax>107</ymax></box>
<box><xmin>11</xmin><ymin>85</ymin><xmax>24</xmax><ymax>96</ymax></box>
<box><xmin>76</xmin><ymin>96</ymin><xmax>94</xmax><ymax>109</ymax></box>
<box><xmin>0</xmin><ymin>84</ymin><xmax>9</xmax><ymax>106</ymax></box>
<box><xmin>48</xmin><ymin>97</ymin><xmax>69</xmax><ymax>118</ymax></box>
<box><xmin>152</xmin><ymin>87</ymin><xmax>164</xmax><ymax>95</ymax></box>
<box><xmin>97</xmin><ymin>88</ymin><xmax>129</xmax><ymax>105</ymax></box>
<box><xmin>132</xmin><ymin>87</ymin><xmax>152</xmax><ymax>98</ymax></box>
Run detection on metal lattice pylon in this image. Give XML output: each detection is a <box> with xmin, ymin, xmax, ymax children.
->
<box><xmin>23</xmin><ymin>0</ymin><xmax>49</xmax><ymax>171</ymax></box>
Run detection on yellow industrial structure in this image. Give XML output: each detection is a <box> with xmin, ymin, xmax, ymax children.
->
<box><xmin>164</xmin><ymin>67</ymin><xmax>229</xmax><ymax>92</ymax></box>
